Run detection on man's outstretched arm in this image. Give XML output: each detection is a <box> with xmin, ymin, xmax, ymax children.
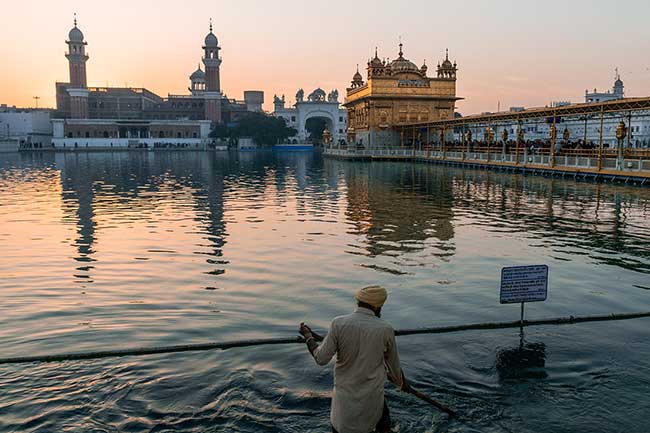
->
<box><xmin>385</xmin><ymin>332</ymin><xmax>410</xmax><ymax>392</ymax></box>
<box><xmin>300</xmin><ymin>322</ymin><xmax>336</xmax><ymax>366</ymax></box>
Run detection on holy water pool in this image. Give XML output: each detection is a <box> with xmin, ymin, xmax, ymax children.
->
<box><xmin>0</xmin><ymin>151</ymin><xmax>649</xmax><ymax>432</ymax></box>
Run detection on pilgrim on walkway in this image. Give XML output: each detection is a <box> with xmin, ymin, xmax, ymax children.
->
<box><xmin>299</xmin><ymin>285</ymin><xmax>410</xmax><ymax>433</ymax></box>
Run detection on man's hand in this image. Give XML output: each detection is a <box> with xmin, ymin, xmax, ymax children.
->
<box><xmin>299</xmin><ymin>322</ymin><xmax>314</xmax><ymax>341</ymax></box>
<box><xmin>400</xmin><ymin>371</ymin><xmax>412</xmax><ymax>393</ymax></box>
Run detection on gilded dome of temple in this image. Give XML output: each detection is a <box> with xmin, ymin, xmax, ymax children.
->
<box><xmin>389</xmin><ymin>43</ymin><xmax>419</xmax><ymax>73</ymax></box>
<box><xmin>389</xmin><ymin>57</ymin><xmax>419</xmax><ymax>73</ymax></box>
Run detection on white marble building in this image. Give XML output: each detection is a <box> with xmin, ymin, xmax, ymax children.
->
<box><xmin>0</xmin><ymin>107</ymin><xmax>53</xmax><ymax>148</ymax></box>
<box><xmin>272</xmin><ymin>88</ymin><xmax>347</xmax><ymax>144</ymax></box>
<box><xmin>585</xmin><ymin>71</ymin><xmax>625</xmax><ymax>103</ymax></box>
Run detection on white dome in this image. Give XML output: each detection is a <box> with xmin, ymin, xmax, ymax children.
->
<box><xmin>204</xmin><ymin>32</ymin><xmax>218</xmax><ymax>47</ymax></box>
<box><xmin>190</xmin><ymin>67</ymin><xmax>205</xmax><ymax>80</ymax></box>
<box><xmin>69</xmin><ymin>26</ymin><xmax>84</xmax><ymax>43</ymax></box>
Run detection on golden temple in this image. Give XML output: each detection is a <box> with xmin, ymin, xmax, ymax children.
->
<box><xmin>344</xmin><ymin>44</ymin><xmax>461</xmax><ymax>148</ymax></box>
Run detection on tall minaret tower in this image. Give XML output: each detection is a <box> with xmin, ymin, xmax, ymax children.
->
<box><xmin>202</xmin><ymin>19</ymin><xmax>222</xmax><ymax>123</ymax></box>
<box><xmin>202</xmin><ymin>18</ymin><xmax>221</xmax><ymax>92</ymax></box>
<box><xmin>65</xmin><ymin>15</ymin><xmax>90</xmax><ymax>119</ymax></box>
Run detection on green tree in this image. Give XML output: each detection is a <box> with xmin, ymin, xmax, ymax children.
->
<box><xmin>210</xmin><ymin>113</ymin><xmax>297</xmax><ymax>146</ymax></box>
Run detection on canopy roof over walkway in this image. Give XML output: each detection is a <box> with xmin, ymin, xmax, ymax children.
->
<box><xmin>402</xmin><ymin>97</ymin><xmax>650</xmax><ymax>129</ymax></box>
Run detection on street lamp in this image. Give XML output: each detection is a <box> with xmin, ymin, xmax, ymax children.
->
<box><xmin>516</xmin><ymin>126</ymin><xmax>525</xmax><ymax>165</ymax></box>
<box><xmin>549</xmin><ymin>124</ymin><xmax>557</xmax><ymax>167</ymax></box>
<box><xmin>323</xmin><ymin>128</ymin><xmax>332</xmax><ymax>148</ymax></box>
<box><xmin>615</xmin><ymin>121</ymin><xmax>627</xmax><ymax>170</ymax></box>
<box><xmin>485</xmin><ymin>127</ymin><xmax>494</xmax><ymax>162</ymax></box>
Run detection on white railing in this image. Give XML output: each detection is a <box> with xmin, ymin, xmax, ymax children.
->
<box><xmin>51</xmin><ymin>138</ymin><xmax>206</xmax><ymax>150</ymax></box>
<box><xmin>324</xmin><ymin>148</ymin><xmax>650</xmax><ymax>176</ymax></box>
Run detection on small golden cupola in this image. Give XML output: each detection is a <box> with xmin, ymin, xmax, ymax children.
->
<box><xmin>351</xmin><ymin>64</ymin><xmax>364</xmax><ymax>88</ymax></box>
<box><xmin>367</xmin><ymin>48</ymin><xmax>387</xmax><ymax>77</ymax></box>
<box><xmin>437</xmin><ymin>49</ymin><xmax>458</xmax><ymax>79</ymax></box>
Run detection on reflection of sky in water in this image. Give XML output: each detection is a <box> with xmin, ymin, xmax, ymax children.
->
<box><xmin>0</xmin><ymin>151</ymin><xmax>649</xmax><ymax>432</ymax></box>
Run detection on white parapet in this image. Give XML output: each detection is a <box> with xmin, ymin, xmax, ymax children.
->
<box><xmin>52</xmin><ymin>138</ymin><xmax>205</xmax><ymax>149</ymax></box>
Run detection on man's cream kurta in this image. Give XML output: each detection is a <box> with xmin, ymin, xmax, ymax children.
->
<box><xmin>313</xmin><ymin>307</ymin><xmax>403</xmax><ymax>433</ymax></box>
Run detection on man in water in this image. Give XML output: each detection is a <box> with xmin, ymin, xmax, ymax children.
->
<box><xmin>299</xmin><ymin>285</ymin><xmax>410</xmax><ymax>433</ymax></box>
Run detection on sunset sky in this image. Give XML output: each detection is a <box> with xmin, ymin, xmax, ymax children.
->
<box><xmin>2</xmin><ymin>0</ymin><xmax>650</xmax><ymax>114</ymax></box>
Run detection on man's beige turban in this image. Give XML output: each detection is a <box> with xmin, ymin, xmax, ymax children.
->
<box><xmin>355</xmin><ymin>285</ymin><xmax>388</xmax><ymax>308</ymax></box>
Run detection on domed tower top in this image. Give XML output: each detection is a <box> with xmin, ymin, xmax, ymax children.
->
<box><xmin>202</xmin><ymin>18</ymin><xmax>222</xmax><ymax>93</ymax></box>
<box><xmin>437</xmin><ymin>49</ymin><xmax>458</xmax><ymax>80</ymax></box>
<box><xmin>613</xmin><ymin>68</ymin><xmax>624</xmax><ymax>97</ymax></box>
<box><xmin>65</xmin><ymin>13</ymin><xmax>89</xmax><ymax>89</ymax></box>
<box><xmin>388</xmin><ymin>43</ymin><xmax>421</xmax><ymax>76</ymax></box>
<box><xmin>189</xmin><ymin>64</ymin><xmax>206</xmax><ymax>95</ymax></box>
<box><xmin>67</xmin><ymin>14</ymin><xmax>86</xmax><ymax>43</ymax></box>
<box><xmin>367</xmin><ymin>47</ymin><xmax>387</xmax><ymax>78</ymax></box>
<box><xmin>204</xmin><ymin>18</ymin><xmax>219</xmax><ymax>47</ymax></box>
<box><xmin>351</xmin><ymin>64</ymin><xmax>364</xmax><ymax>89</ymax></box>
<box><xmin>190</xmin><ymin>64</ymin><xmax>205</xmax><ymax>80</ymax></box>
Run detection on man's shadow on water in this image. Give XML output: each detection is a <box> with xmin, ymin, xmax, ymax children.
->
<box><xmin>495</xmin><ymin>331</ymin><xmax>548</xmax><ymax>380</ymax></box>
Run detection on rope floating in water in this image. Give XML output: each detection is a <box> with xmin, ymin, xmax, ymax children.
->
<box><xmin>1</xmin><ymin>311</ymin><xmax>648</xmax><ymax>366</ymax></box>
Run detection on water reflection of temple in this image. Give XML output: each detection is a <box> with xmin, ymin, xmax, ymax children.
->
<box><xmin>330</xmin><ymin>160</ymin><xmax>456</xmax><ymax>259</ymax></box>
<box><xmin>327</xmin><ymin>158</ymin><xmax>650</xmax><ymax>272</ymax></box>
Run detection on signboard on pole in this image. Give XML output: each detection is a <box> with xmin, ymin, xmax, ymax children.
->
<box><xmin>500</xmin><ymin>265</ymin><xmax>548</xmax><ymax>304</ymax></box>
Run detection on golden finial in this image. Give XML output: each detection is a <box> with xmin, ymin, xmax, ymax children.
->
<box><xmin>209</xmin><ymin>18</ymin><xmax>213</xmax><ymax>33</ymax></box>
<box><xmin>74</xmin><ymin>12</ymin><xmax>77</xmax><ymax>27</ymax></box>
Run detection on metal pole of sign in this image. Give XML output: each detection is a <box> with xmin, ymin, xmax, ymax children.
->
<box><xmin>520</xmin><ymin>302</ymin><xmax>526</xmax><ymax>345</ymax></box>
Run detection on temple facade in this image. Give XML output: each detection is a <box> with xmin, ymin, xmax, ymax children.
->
<box><xmin>344</xmin><ymin>44</ymin><xmax>461</xmax><ymax>148</ymax></box>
